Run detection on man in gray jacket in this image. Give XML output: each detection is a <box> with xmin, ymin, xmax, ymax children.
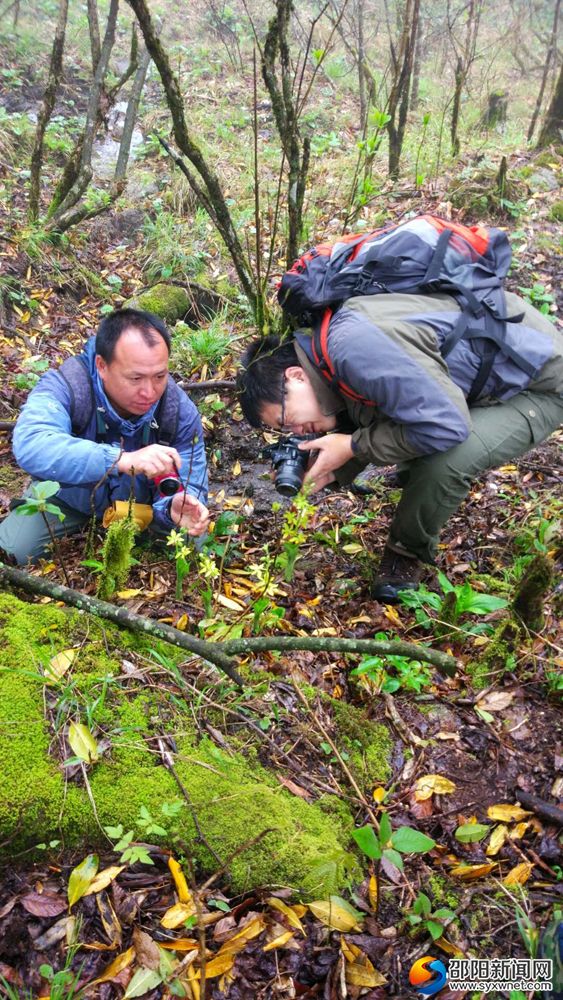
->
<box><xmin>237</xmin><ymin>291</ymin><xmax>563</xmax><ymax>601</ymax></box>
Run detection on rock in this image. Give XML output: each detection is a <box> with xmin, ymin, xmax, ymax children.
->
<box><xmin>127</xmin><ymin>283</ymin><xmax>190</xmax><ymax>323</ymax></box>
<box><xmin>528</xmin><ymin>167</ymin><xmax>560</xmax><ymax>193</ymax></box>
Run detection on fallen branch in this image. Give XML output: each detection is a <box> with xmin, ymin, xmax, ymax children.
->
<box><xmin>0</xmin><ymin>564</ymin><xmax>458</xmax><ymax>684</ymax></box>
<box><xmin>0</xmin><ymin>562</ymin><xmax>244</xmax><ymax>687</ymax></box>
<box><xmin>515</xmin><ymin>791</ymin><xmax>563</xmax><ymax>827</ymax></box>
<box><xmin>223</xmin><ymin>635</ymin><xmax>457</xmax><ymax>677</ymax></box>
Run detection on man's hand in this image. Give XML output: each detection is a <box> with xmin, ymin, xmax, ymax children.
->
<box><xmin>170</xmin><ymin>491</ymin><xmax>210</xmax><ymax>536</ymax></box>
<box><xmin>117</xmin><ymin>444</ymin><xmax>182</xmax><ymax>478</ymax></box>
<box><xmin>299</xmin><ymin>433</ymin><xmax>354</xmax><ymax>493</ymax></box>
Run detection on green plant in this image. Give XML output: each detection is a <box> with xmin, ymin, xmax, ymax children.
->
<box><xmin>12</xmin><ymin>355</ymin><xmax>49</xmax><ymax>390</ymax></box>
<box><xmin>14</xmin><ymin>480</ymin><xmax>70</xmax><ymax>584</ymax></box>
<box><xmin>398</xmin><ymin>570</ymin><xmax>509</xmax><ymax>635</ymax></box>
<box><xmin>350</xmin><ymin>633</ymin><xmax>433</xmax><ymax>693</ymax></box>
<box><xmin>517</xmin><ymin>282</ymin><xmax>555</xmax><ymax>315</ymax></box>
<box><xmin>97</xmin><ymin>515</ymin><xmax>138</xmax><ymax>600</ymax></box>
<box><xmin>142</xmin><ymin>208</ymin><xmax>206</xmax><ymax>282</ymax></box>
<box><xmin>352</xmin><ymin>812</ymin><xmax>436</xmax><ymax>873</ymax></box>
<box><xmin>173</xmin><ymin>310</ymin><xmax>237</xmax><ymax>372</ymax></box>
<box><xmin>167</xmin><ymin>527</ymin><xmax>194</xmax><ymax>599</ymax></box>
<box><xmin>275</xmin><ymin>490</ymin><xmax>316</xmax><ymax>583</ymax></box>
<box><xmin>406</xmin><ymin>891</ymin><xmax>456</xmax><ymax>940</ymax></box>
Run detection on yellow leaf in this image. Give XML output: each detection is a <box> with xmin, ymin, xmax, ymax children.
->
<box><xmin>308</xmin><ymin>897</ymin><xmax>363</xmax><ymax>932</ymax></box>
<box><xmin>168</xmin><ymin>857</ymin><xmax>192</xmax><ymax>904</ymax></box>
<box><xmin>263</xmin><ymin>930</ymin><xmax>294</xmax><ymax>951</ymax></box>
<box><xmin>368</xmin><ymin>874</ymin><xmax>378</xmax><ymax>911</ymax></box>
<box><xmin>383</xmin><ymin>605</ymin><xmax>402</xmax><ymax>626</ymax></box>
<box><xmin>509</xmin><ymin>822</ymin><xmax>530</xmax><ymax>841</ymax></box>
<box><xmin>487</xmin><ymin>804</ymin><xmax>531</xmax><ymax>823</ymax></box>
<box><xmin>342</xmin><ymin>543</ymin><xmax>363</xmax><ymax>554</ymax></box>
<box><xmin>84</xmin><ymin>865</ymin><xmax>125</xmax><ymax>895</ymax></box>
<box><xmin>68</xmin><ymin>722</ymin><xmax>99</xmax><ymax>763</ymax></box>
<box><xmin>346</xmin><ymin>964</ymin><xmax>387</xmax><ymax>988</ymax></box>
<box><xmin>498</xmin><ymin>464</ymin><xmax>518</xmax><ymax>472</ymax></box>
<box><xmin>198</xmin><ymin>952</ymin><xmax>234</xmax><ymax>979</ymax></box>
<box><xmin>450</xmin><ymin>862</ymin><xmax>497</xmax><ymax>880</ymax></box>
<box><xmin>158</xmin><ymin>939</ymin><xmax>199</xmax><ymax>952</ymax></box>
<box><xmin>232</xmin><ymin>461</ymin><xmax>241</xmax><ymax>476</ymax></box>
<box><xmin>46</xmin><ymin>648</ymin><xmax>77</xmax><ymax>683</ymax></box>
<box><xmin>435</xmin><ymin>936</ymin><xmax>464</xmax><ymax>957</ymax></box>
<box><xmin>216</xmin><ymin>915</ymin><xmax>266</xmax><ymax>956</ymax></box>
<box><xmin>40</xmin><ymin>562</ymin><xmax>57</xmax><ymax>574</ymax></box>
<box><xmin>161</xmin><ymin>901</ymin><xmax>197</xmax><ymax>928</ymax></box>
<box><xmin>503</xmin><ymin>862</ymin><xmax>533</xmax><ymax>885</ymax></box>
<box><xmin>116</xmin><ymin>589</ymin><xmax>143</xmax><ymax>599</ymax></box>
<box><xmin>267</xmin><ymin>897</ymin><xmax>305</xmax><ymax>933</ymax></box>
<box><xmin>176</xmin><ymin>614</ymin><xmax>188</xmax><ymax>632</ymax></box>
<box><xmin>88</xmin><ymin>946</ymin><xmax>135</xmax><ymax>986</ymax></box>
<box><xmin>68</xmin><ymin>854</ymin><xmax>99</xmax><ymax>907</ymax></box>
<box><xmin>414</xmin><ymin>774</ymin><xmax>457</xmax><ymax>801</ymax></box>
<box><xmin>216</xmin><ymin>594</ymin><xmax>245</xmax><ymax>611</ymax></box>
<box><xmin>372</xmin><ymin>787</ymin><xmax>386</xmax><ymax>803</ymax></box>
<box><xmin>486</xmin><ymin>825</ymin><xmax>509</xmax><ymax>856</ymax></box>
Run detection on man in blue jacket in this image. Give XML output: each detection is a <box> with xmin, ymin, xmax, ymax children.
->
<box><xmin>0</xmin><ymin>308</ymin><xmax>209</xmax><ymax>565</ymax></box>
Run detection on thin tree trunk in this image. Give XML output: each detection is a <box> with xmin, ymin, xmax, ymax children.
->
<box><xmin>537</xmin><ymin>59</ymin><xmax>563</xmax><ymax>147</ymax></box>
<box><xmin>126</xmin><ymin>0</ymin><xmax>256</xmax><ymax>314</ymax></box>
<box><xmin>49</xmin><ymin>0</ymin><xmax>120</xmax><ymax>225</ymax></box>
<box><xmin>87</xmin><ymin>0</ymin><xmax>101</xmax><ymax>70</ymax></box>
<box><xmin>114</xmin><ymin>40</ymin><xmax>152</xmax><ymax>181</ymax></box>
<box><xmin>387</xmin><ymin>0</ymin><xmax>420</xmax><ymax>178</ymax></box>
<box><xmin>28</xmin><ymin>0</ymin><xmax>69</xmax><ymax>222</ymax></box>
<box><xmin>528</xmin><ymin>0</ymin><xmax>561</xmax><ymax>142</ymax></box>
<box><xmin>450</xmin><ymin>57</ymin><xmax>464</xmax><ymax>157</ymax></box>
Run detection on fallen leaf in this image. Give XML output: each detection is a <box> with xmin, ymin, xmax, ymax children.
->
<box><xmin>84</xmin><ymin>865</ymin><xmax>125</xmax><ymax>896</ymax></box>
<box><xmin>68</xmin><ymin>854</ymin><xmax>99</xmax><ymax>907</ymax></box>
<box><xmin>277</xmin><ymin>775</ymin><xmax>312</xmax><ymax>800</ymax></box>
<box><xmin>68</xmin><ymin>722</ymin><xmax>99</xmax><ymax>763</ymax></box>
<box><xmin>267</xmin><ymin>897</ymin><xmax>305</xmax><ymax>934</ymax></box>
<box><xmin>486</xmin><ymin>825</ymin><xmax>509</xmax><ymax>856</ymax></box>
<box><xmin>132</xmin><ymin>927</ymin><xmax>160</xmax><ymax>970</ymax></box>
<box><xmin>415</xmin><ymin>774</ymin><xmax>457</xmax><ymax>801</ymax></box>
<box><xmin>168</xmin><ymin>858</ymin><xmax>192</xmax><ymax>905</ymax></box>
<box><xmin>308</xmin><ymin>897</ymin><xmax>363</xmax><ymax>932</ymax></box>
<box><xmin>20</xmin><ymin>892</ymin><xmax>67</xmax><ymax>918</ymax></box>
<box><xmin>503</xmin><ymin>862</ymin><xmax>534</xmax><ymax>885</ymax></box>
<box><xmin>116</xmin><ymin>589</ymin><xmax>143</xmax><ymax>599</ymax></box>
<box><xmin>487</xmin><ymin>804</ymin><xmax>531</xmax><ymax>822</ymax></box>
<box><xmin>232</xmin><ymin>460</ymin><xmax>241</xmax><ymax>476</ymax></box>
<box><xmin>87</xmin><ymin>947</ymin><xmax>135</xmax><ymax>987</ymax></box>
<box><xmin>477</xmin><ymin>691</ymin><xmax>515</xmax><ymax>712</ymax></box>
<box><xmin>123</xmin><ymin>966</ymin><xmax>163</xmax><ymax>998</ymax></box>
<box><xmin>46</xmin><ymin>648</ymin><xmax>77</xmax><ymax>683</ymax></box>
<box><xmin>263</xmin><ymin>929</ymin><xmax>294</xmax><ymax>951</ymax></box>
<box><xmin>161</xmin><ymin>900</ymin><xmax>197</xmax><ymax>928</ymax></box>
<box><xmin>435</xmin><ymin>936</ymin><xmax>464</xmax><ymax>956</ymax></box>
<box><xmin>346</xmin><ymin>963</ymin><xmax>387</xmax><ymax>988</ymax></box>
<box><xmin>368</xmin><ymin>874</ymin><xmax>378</xmax><ymax>911</ymax></box>
<box><xmin>450</xmin><ymin>862</ymin><xmax>497</xmax><ymax>880</ymax></box>
<box><xmin>216</xmin><ymin>593</ymin><xmax>245</xmax><ymax>611</ymax></box>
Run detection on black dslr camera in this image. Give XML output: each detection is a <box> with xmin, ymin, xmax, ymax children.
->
<box><xmin>262</xmin><ymin>434</ymin><xmax>318</xmax><ymax>498</ymax></box>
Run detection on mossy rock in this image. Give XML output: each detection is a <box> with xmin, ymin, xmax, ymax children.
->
<box><xmin>0</xmin><ymin>593</ymin><xmax>360</xmax><ymax>897</ymax></box>
<box><xmin>127</xmin><ymin>284</ymin><xmax>191</xmax><ymax>324</ymax></box>
<box><xmin>549</xmin><ymin>200</ymin><xmax>563</xmax><ymax>223</ymax></box>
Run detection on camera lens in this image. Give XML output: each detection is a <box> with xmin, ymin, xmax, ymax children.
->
<box><xmin>154</xmin><ymin>474</ymin><xmax>181</xmax><ymax>496</ymax></box>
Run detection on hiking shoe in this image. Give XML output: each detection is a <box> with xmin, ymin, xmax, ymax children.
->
<box><xmin>370</xmin><ymin>544</ymin><xmax>424</xmax><ymax>603</ymax></box>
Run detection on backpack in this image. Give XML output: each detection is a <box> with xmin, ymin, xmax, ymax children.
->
<box><xmin>278</xmin><ymin>214</ymin><xmax>531</xmax><ymax>404</ymax></box>
<box><xmin>58</xmin><ymin>356</ymin><xmax>182</xmax><ymax>445</ymax></box>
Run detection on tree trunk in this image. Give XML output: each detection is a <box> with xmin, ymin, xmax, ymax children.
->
<box><xmin>87</xmin><ymin>0</ymin><xmax>101</xmax><ymax>70</ymax></box>
<box><xmin>114</xmin><ymin>40</ymin><xmax>152</xmax><ymax>181</ymax></box>
<box><xmin>528</xmin><ymin>0</ymin><xmax>561</xmax><ymax>142</ymax></box>
<box><xmin>386</xmin><ymin>0</ymin><xmax>420</xmax><ymax>179</ymax></box>
<box><xmin>28</xmin><ymin>0</ymin><xmax>69</xmax><ymax>222</ymax></box>
<box><xmin>536</xmin><ymin>58</ymin><xmax>563</xmax><ymax>148</ymax></box>
<box><xmin>126</xmin><ymin>0</ymin><xmax>256</xmax><ymax>315</ymax></box>
<box><xmin>450</xmin><ymin>57</ymin><xmax>464</xmax><ymax>157</ymax></box>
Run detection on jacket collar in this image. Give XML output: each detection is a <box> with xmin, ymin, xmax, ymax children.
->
<box><xmin>294</xmin><ymin>332</ymin><xmax>346</xmax><ymax>417</ymax></box>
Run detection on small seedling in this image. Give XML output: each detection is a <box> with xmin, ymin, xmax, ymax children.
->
<box><xmin>406</xmin><ymin>891</ymin><xmax>456</xmax><ymax>940</ymax></box>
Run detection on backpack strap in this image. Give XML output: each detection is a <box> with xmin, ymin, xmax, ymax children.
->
<box><xmin>58</xmin><ymin>356</ymin><xmax>98</xmax><ymax>437</ymax></box>
<box><xmin>154</xmin><ymin>375</ymin><xmax>182</xmax><ymax>444</ymax></box>
<box><xmin>312</xmin><ymin>309</ymin><xmax>377</xmax><ymax>405</ymax></box>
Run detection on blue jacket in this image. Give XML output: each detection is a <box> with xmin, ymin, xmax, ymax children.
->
<box><xmin>13</xmin><ymin>338</ymin><xmax>208</xmax><ymax>532</ymax></box>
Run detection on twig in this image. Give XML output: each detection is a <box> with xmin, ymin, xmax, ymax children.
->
<box><xmin>200</xmin><ymin>827</ymin><xmax>276</xmax><ymax>892</ymax></box>
<box><xmin>514</xmin><ymin>791</ymin><xmax>563</xmax><ymax>827</ymax></box>
<box><xmin>383</xmin><ymin>692</ymin><xmax>428</xmax><ymax>748</ymax></box>
<box><xmin>157</xmin><ymin>737</ymin><xmax>223</xmax><ymax>866</ymax></box>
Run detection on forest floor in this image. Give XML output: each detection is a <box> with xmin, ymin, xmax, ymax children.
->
<box><xmin>0</xmin><ymin>72</ymin><xmax>562</xmax><ymax>999</ymax></box>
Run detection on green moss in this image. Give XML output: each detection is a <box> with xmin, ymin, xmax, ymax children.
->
<box><xmin>97</xmin><ymin>516</ymin><xmax>137</xmax><ymax>600</ymax></box>
<box><xmin>427</xmin><ymin>872</ymin><xmax>460</xmax><ymax>909</ymax></box>
<box><xmin>329</xmin><ymin>699</ymin><xmax>393</xmax><ymax>786</ymax></box>
<box><xmin>466</xmin><ymin>619</ymin><xmax>521</xmax><ymax>689</ymax></box>
<box><xmin>549</xmin><ymin>201</ymin><xmax>563</xmax><ymax>223</ymax></box>
<box><xmin>0</xmin><ymin>594</ymin><xmax>358</xmax><ymax>896</ymax></box>
<box><xmin>534</xmin><ymin>150</ymin><xmax>562</xmax><ymax>169</ymax></box>
<box><xmin>0</xmin><ymin>463</ymin><xmax>27</xmax><ymax>494</ymax></box>
<box><xmin>128</xmin><ymin>283</ymin><xmax>190</xmax><ymax>323</ymax></box>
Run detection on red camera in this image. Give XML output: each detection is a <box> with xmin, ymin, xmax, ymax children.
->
<box><xmin>153</xmin><ymin>473</ymin><xmax>182</xmax><ymax>496</ymax></box>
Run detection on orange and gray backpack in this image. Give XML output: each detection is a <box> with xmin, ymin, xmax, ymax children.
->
<box><xmin>278</xmin><ymin>214</ymin><xmax>532</xmax><ymax>404</ymax></box>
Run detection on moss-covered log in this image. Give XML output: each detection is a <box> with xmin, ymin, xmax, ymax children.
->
<box><xmin>512</xmin><ymin>554</ymin><xmax>554</xmax><ymax>631</ymax></box>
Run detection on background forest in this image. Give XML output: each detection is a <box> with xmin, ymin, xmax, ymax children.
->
<box><xmin>0</xmin><ymin>0</ymin><xmax>561</xmax><ymax>997</ymax></box>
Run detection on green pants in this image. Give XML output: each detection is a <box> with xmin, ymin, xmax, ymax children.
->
<box><xmin>388</xmin><ymin>390</ymin><xmax>563</xmax><ymax>564</ymax></box>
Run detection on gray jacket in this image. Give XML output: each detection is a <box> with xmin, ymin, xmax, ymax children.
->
<box><xmin>295</xmin><ymin>290</ymin><xmax>562</xmax><ymax>475</ymax></box>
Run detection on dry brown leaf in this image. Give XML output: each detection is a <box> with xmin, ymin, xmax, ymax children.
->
<box><xmin>132</xmin><ymin>928</ymin><xmax>160</xmax><ymax>970</ymax></box>
<box><xmin>87</xmin><ymin>947</ymin><xmax>135</xmax><ymax>987</ymax></box>
<box><xmin>503</xmin><ymin>862</ymin><xmax>534</xmax><ymax>885</ymax></box>
<box><xmin>346</xmin><ymin>963</ymin><xmax>387</xmax><ymax>988</ymax></box>
<box><xmin>415</xmin><ymin>774</ymin><xmax>457</xmax><ymax>801</ymax></box>
<box><xmin>161</xmin><ymin>900</ymin><xmax>197</xmax><ymax>928</ymax></box>
<box><xmin>477</xmin><ymin>691</ymin><xmax>515</xmax><ymax>712</ymax></box>
<box><xmin>46</xmin><ymin>648</ymin><xmax>77</xmax><ymax>683</ymax></box>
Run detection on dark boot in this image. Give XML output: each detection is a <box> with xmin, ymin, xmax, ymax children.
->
<box><xmin>371</xmin><ymin>544</ymin><xmax>424</xmax><ymax>603</ymax></box>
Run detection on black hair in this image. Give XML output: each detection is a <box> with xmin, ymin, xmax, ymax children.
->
<box><xmin>95</xmin><ymin>308</ymin><xmax>171</xmax><ymax>363</ymax></box>
<box><xmin>237</xmin><ymin>334</ymin><xmax>299</xmax><ymax>427</ymax></box>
